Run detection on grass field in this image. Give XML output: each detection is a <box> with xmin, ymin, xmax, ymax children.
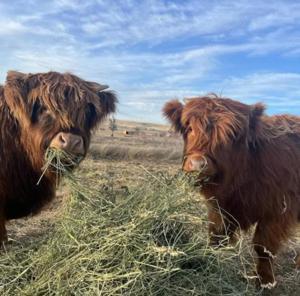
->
<box><xmin>1</xmin><ymin>120</ymin><xmax>299</xmax><ymax>295</ymax></box>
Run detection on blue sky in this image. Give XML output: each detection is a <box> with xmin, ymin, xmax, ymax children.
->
<box><xmin>1</xmin><ymin>0</ymin><xmax>300</xmax><ymax>123</ymax></box>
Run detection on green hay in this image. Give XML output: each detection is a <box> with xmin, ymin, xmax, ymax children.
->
<box><xmin>0</xmin><ymin>168</ymin><xmax>258</xmax><ymax>295</ymax></box>
<box><xmin>37</xmin><ymin>148</ymin><xmax>83</xmax><ymax>185</ymax></box>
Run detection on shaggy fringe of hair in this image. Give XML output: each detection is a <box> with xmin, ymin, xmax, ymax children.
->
<box><xmin>4</xmin><ymin>71</ymin><xmax>117</xmax><ymax>130</ymax></box>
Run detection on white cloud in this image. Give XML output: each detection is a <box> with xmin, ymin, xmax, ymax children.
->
<box><xmin>248</xmin><ymin>3</ymin><xmax>300</xmax><ymax>31</ymax></box>
<box><xmin>215</xmin><ymin>72</ymin><xmax>300</xmax><ymax>110</ymax></box>
<box><xmin>0</xmin><ymin>19</ymin><xmax>27</xmax><ymax>35</ymax></box>
<box><xmin>75</xmin><ymin>0</ymin><xmax>300</xmax><ymax>49</ymax></box>
<box><xmin>0</xmin><ymin>0</ymin><xmax>300</xmax><ymax>122</ymax></box>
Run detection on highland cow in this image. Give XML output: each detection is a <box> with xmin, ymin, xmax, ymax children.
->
<box><xmin>0</xmin><ymin>71</ymin><xmax>117</xmax><ymax>243</ymax></box>
<box><xmin>163</xmin><ymin>95</ymin><xmax>300</xmax><ymax>288</ymax></box>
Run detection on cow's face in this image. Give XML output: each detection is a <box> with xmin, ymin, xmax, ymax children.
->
<box><xmin>181</xmin><ymin>117</ymin><xmax>218</xmax><ymax>178</ymax></box>
<box><xmin>4</xmin><ymin>71</ymin><xmax>117</xmax><ymax>168</ymax></box>
<box><xmin>180</xmin><ymin>113</ymin><xmax>219</xmax><ymax>182</ymax></box>
<box><xmin>29</xmin><ymin>99</ymin><xmax>90</xmax><ymax>158</ymax></box>
<box><xmin>163</xmin><ymin>97</ymin><xmax>264</xmax><ymax>183</ymax></box>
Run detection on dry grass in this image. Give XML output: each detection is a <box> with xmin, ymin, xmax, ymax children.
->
<box><xmin>89</xmin><ymin>143</ymin><xmax>182</xmax><ymax>162</ymax></box>
<box><xmin>0</xmin><ymin>167</ymin><xmax>257</xmax><ymax>295</ymax></box>
<box><xmin>89</xmin><ymin>119</ymin><xmax>183</xmax><ymax>163</ymax></box>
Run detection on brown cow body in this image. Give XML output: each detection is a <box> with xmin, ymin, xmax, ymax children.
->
<box><xmin>0</xmin><ymin>71</ymin><xmax>117</xmax><ymax>242</ymax></box>
<box><xmin>163</xmin><ymin>95</ymin><xmax>300</xmax><ymax>288</ymax></box>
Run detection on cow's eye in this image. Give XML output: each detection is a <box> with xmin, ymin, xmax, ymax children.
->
<box><xmin>206</xmin><ymin>122</ymin><xmax>213</xmax><ymax>132</ymax></box>
<box><xmin>186</xmin><ymin>126</ymin><xmax>192</xmax><ymax>134</ymax></box>
<box><xmin>85</xmin><ymin>103</ymin><xmax>97</xmax><ymax>128</ymax></box>
<box><xmin>31</xmin><ymin>101</ymin><xmax>47</xmax><ymax>123</ymax></box>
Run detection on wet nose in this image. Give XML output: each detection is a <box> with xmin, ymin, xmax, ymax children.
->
<box><xmin>50</xmin><ymin>132</ymin><xmax>84</xmax><ymax>155</ymax></box>
<box><xmin>183</xmin><ymin>157</ymin><xmax>207</xmax><ymax>172</ymax></box>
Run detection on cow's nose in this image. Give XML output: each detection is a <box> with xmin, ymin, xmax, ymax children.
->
<box><xmin>183</xmin><ymin>157</ymin><xmax>207</xmax><ymax>172</ymax></box>
<box><xmin>50</xmin><ymin>132</ymin><xmax>84</xmax><ymax>155</ymax></box>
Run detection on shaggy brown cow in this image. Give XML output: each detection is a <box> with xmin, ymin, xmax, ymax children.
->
<box><xmin>163</xmin><ymin>95</ymin><xmax>300</xmax><ymax>288</ymax></box>
<box><xmin>0</xmin><ymin>71</ymin><xmax>117</xmax><ymax>243</ymax></box>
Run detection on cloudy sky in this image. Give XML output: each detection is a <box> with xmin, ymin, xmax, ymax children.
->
<box><xmin>1</xmin><ymin>0</ymin><xmax>300</xmax><ymax>123</ymax></box>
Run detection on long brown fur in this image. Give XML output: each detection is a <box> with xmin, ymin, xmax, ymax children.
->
<box><xmin>0</xmin><ymin>71</ymin><xmax>117</xmax><ymax>243</ymax></box>
<box><xmin>163</xmin><ymin>94</ymin><xmax>300</xmax><ymax>287</ymax></box>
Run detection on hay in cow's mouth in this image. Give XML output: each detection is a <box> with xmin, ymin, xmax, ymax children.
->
<box><xmin>37</xmin><ymin>148</ymin><xmax>83</xmax><ymax>185</ymax></box>
<box><xmin>185</xmin><ymin>171</ymin><xmax>211</xmax><ymax>188</ymax></box>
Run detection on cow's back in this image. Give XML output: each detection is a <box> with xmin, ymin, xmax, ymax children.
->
<box><xmin>262</xmin><ymin>114</ymin><xmax>300</xmax><ymax>139</ymax></box>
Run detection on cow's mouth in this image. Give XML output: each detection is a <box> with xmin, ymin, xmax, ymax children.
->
<box><xmin>189</xmin><ymin>172</ymin><xmax>212</xmax><ymax>187</ymax></box>
<box><xmin>192</xmin><ymin>171</ymin><xmax>222</xmax><ymax>188</ymax></box>
<box><xmin>47</xmin><ymin>147</ymin><xmax>83</xmax><ymax>170</ymax></box>
<box><xmin>182</xmin><ymin>155</ymin><xmax>218</xmax><ymax>187</ymax></box>
<box><xmin>37</xmin><ymin>148</ymin><xmax>83</xmax><ymax>185</ymax></box>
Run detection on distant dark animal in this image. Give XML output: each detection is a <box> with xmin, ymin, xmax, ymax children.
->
<box><xmin>0</xmin><ymin>71</ymin><xmax>117</xmax><ymax>243</ymax></box>
<box><xmin>163</xmin><ymin>95</ymin><xmax>300</xmax><ymax>288</ymax></box>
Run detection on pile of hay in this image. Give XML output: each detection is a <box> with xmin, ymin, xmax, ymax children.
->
<box><xmin>0</xmin><ymin>150</ymin><xmax>256</xmax><ymax>295</ymax></box>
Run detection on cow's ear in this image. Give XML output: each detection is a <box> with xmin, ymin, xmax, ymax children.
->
<box><xmin>251</xmin><ymin>103</ymin><xmax>265</xmax><ymax>118</ymax></box>
<box><xmin>5</xmin><ymin>71</ymin><xmax>28</xmax><ymax>94</ymax></box>
<box><xmin>98</xmin><ymin>90</ymin><xmax>118</xmax><ymax>116</ymax></box>
<box><xmin>4</xmin><ymin>71</ymin><xmax>32</xmax><ymax>124</ymax></box>
<box><xmin>249</xmin><ymin>103</ymin><xmax>265</xmax><ymax>129</ymax></box>
<box><xmin>6</xmin><ymin>71</ymin><xmax>27</xmax><ymax>81</ymax></box>
<box><xmin>163</xmin><ymin>100</ymin><xmax>184</xmax><ymax>133</ymax></box>
<box><xmin>248</xmin><ymin>102</ymin><xmax>265</xmax><ymax>145</ymax></box>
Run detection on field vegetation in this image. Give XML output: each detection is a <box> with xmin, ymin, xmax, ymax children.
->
<box><xmin>1</xmin><ymin>120</ymin><xmax>299</xmax><ymax>295</ymax></box>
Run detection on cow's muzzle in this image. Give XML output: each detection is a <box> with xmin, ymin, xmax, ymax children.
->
<box><xmin>49</xmin><ymin>132</ymin><xmax>85</xmax><ymax>156</ymax></box>
<box><xmin>183</xmin><ymin>156</ymin><xmax>207</xmax><ymax>172</ymax></box>
<box><xmin>182</xmin><ymin>154</ymin><xmax>216</xmax><ymax>177</ymax></box>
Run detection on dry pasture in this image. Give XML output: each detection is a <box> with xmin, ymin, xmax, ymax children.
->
<box><xmin>2</xmin><ymin>119</ymin><xmax>300</xmax><ymax>295</ymax></box>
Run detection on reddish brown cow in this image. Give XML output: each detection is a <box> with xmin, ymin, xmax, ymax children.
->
<box><xmin>0</xmin><ymin>71</ymin><xmax>117</xmax><ymax>243</ymax></box>
<box><xmin>163</xmin><ymin>94</ymin><xmax>300</xmax><ymax>288</ymax></box>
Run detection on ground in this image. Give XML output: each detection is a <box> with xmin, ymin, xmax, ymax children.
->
<box><xmin>4</xmin><ymin>119</ymin><xmax>300</xmax><ymax>295</ymax></box>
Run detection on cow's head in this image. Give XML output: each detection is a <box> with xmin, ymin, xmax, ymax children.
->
<box><xmin>163</xmin><ymin>95</ymin><xmax>265</xmax><ymax>183</ymax></box>
<box><xmin>4</xmin><ymin>71</ymin><xmax>117</xmax><ymax>170</ymax></box>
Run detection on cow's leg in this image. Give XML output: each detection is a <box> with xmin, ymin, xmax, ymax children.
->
<box><xmin>207</xmin><ymin>204</ymin><xmax>237</xmax><ymax>246</ymax></box>
<box><xmin>0</xmin><ymin>214</ymin><xmax>7</xmax><ymax>245</ymax></box>
<box><xmin>296</xmin><ymin>253</ymin><xmax>300</xmax><ymax>269</ymax></box>
<box><xmin>252</xmin><ymin>221</ymin><xmax>290</xmax><ymax>288</ymax></box>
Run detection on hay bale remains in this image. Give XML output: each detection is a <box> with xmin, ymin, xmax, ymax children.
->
<box><xmin>0</xmin><ymin>152</ymin><xmax>256</xmax><ymax>295</ymax></box>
